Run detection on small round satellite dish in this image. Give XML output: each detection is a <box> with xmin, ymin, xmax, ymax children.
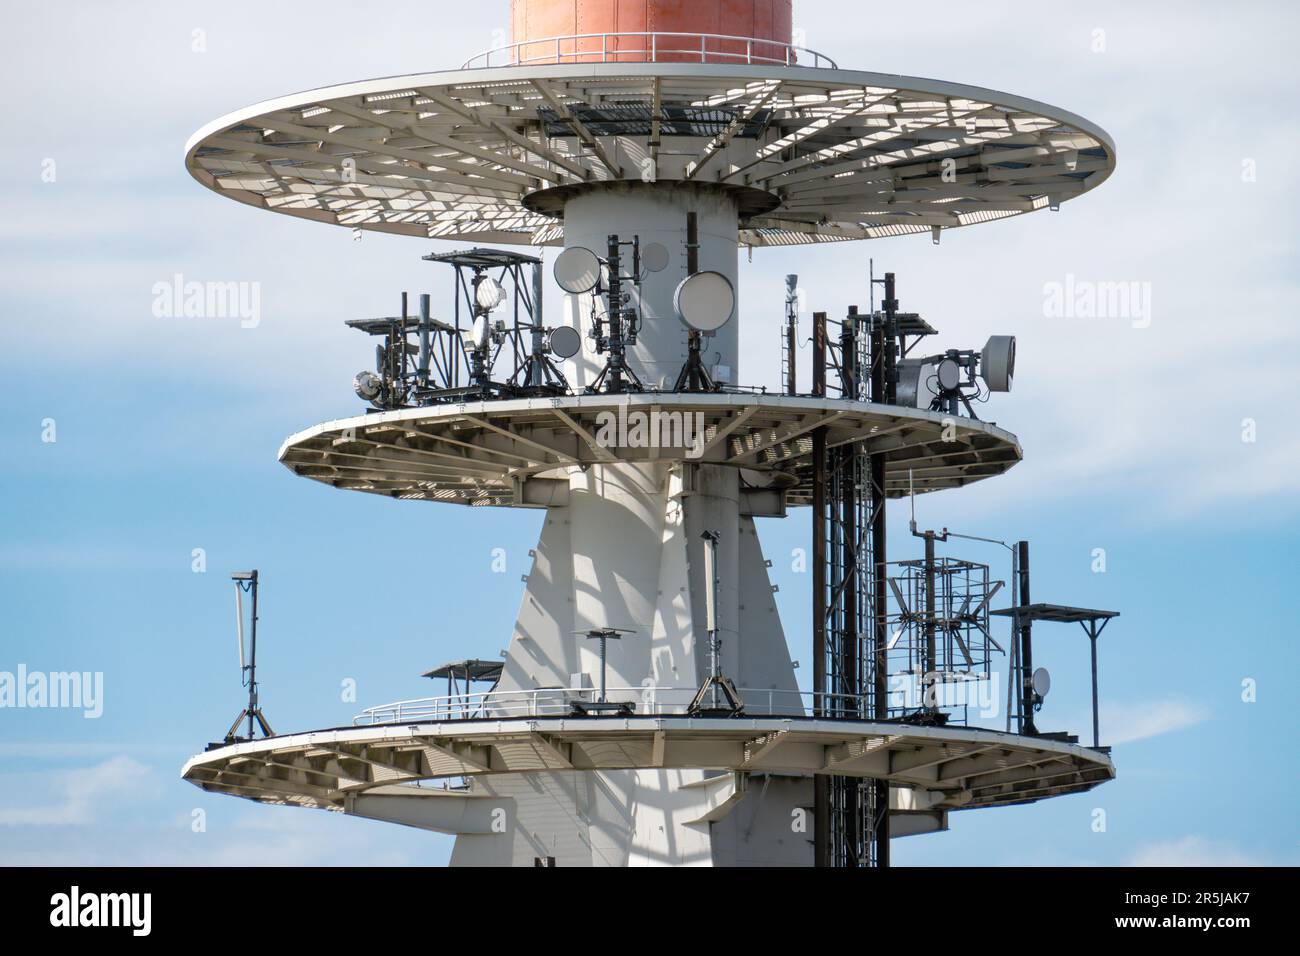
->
<box><xmin>936</xmin><ymin>357</ymin><xmax>962</xmax><ymax>392</ymax></box>
<box><xmin>353</xmin><ymin>370</ymin><xmax>382</xmax><ymax>401</ymax></box>
<box><xmin>981</xmin><ymin>335</ymin><xmax>1016</xmax><ymax>392</ymax></box>
<box><xmin>641</xmin><ymin>242</ymin><xmax>670</xmax><ymax>274</ymax></box>
<box><xmin>548</xmin><ymin>325</ymin><xmax>582</xmax><ymax>359</ymax></box>
<box><xmin>674</xmin><ymin>271</ymin><xmax>735</xmax><ymax>334</ymax></box>
<box><xmin>1031</xmin><ymin>666</ymin><xmax>1051</xmax><ymax>698</ymax></box>
<box><xmin>554</xmin><ymin>246</ymin><xmax>601</xmax><ymax>294</ymax></box>
<box><xmin>471</xmin><ymin>315</ymin><xmax>491</xmax><ymax>350</ymax></box>
<box><xmin>475</xmin><ymin>276</ymin><xmax>506</xmax><ymax>312</ymax></box>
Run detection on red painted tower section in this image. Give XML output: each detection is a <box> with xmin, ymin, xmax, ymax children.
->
<box><xmin>509</xmin><ymin>0</ymin><xmax>795</xmax><ymax>64</ymax></box>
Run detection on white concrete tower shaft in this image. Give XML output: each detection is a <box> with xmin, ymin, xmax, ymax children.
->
<box><xmin>467</xmin><ymin>186</ymin><xmax>805</xmax><ymax>865</ymax></box>
<box><xmin>561</xmin><ymin>183</ymin><xmax>741</xmax><ymax>389</ymax></box>
<box><xmin>452</xmin><ymin>1</ymin><xmax>809</xmax><ymax>867</ymax></box>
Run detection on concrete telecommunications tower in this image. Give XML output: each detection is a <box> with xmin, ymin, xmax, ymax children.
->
<box><xmin>183</xmin><ymin>0</ymin><xmax>1120</xmax><ymax>866</ymax></box>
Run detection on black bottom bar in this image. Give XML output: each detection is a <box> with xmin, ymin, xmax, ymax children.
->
<box><xmin>8</xmin><ymin>866</ymin><xmax>1283</xmax><ymax>936</ymax></box>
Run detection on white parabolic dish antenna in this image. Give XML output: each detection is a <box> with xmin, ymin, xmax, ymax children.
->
<box><xmin>641</xmin><ymin>242</ymin><xmax>670</xmax><ymax>275</ymax></box>
<box><xmin>470</xmin><ymin>315</ymin><xmax>491</xmax><ymax>350</ymax></box>
<box><xmin>475</xmin><ymin>276</ymin><xmax>506</xmax><ymax>312</ymax></box>
<box><xmin>675</xmin><ymin>271</ymin><xmax>735</xmax><ymax>334</ymax></box>
<box><xmin>548</xmin><ymin>325</ymin><xmax>582</xmax><ymax>359</ymax></box>
<box><xmin>1032</xmin><ymin>666</ymin><xmax>1052</xmax><ymax>698</ymax></box>
<box><xmin>554</xmin><ymin>246</ymin><xmax>601</xmax><ymax>294</ymax></box>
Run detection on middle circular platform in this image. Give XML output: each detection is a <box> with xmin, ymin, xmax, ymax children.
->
<box><xmin>278</xmin><ymin>393</ymin><xmax>1021</xmax><ymax>507</ymax></box>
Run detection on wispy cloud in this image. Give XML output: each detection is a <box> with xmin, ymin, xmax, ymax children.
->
<box><xmin>0</xmin><ymin>800</ymin><xmax>441</xmax><ymax>866</ymax></box>
<box><xmin>0</xmin><ymin>755</ymin><xmax>150</xmax><ymax>826</ymax></box>
<box><xmin>1128</xmin><ymin>836</ymin><xmax>1285</xmax><ymax>867</ymax></box>
<box><xmin>1099</xmin><ymin>697</ymin><xmax>1210</xmax><ymax>745</ymax></box>
<box><xmin>0</xmin><ymin>741</ymin><xmax>180</xmax><ymax>760</ymax></box>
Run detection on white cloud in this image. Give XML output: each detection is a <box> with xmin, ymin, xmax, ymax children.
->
<box><xmin>1096</xmin><ymin>697</ymin><xmax>1210</xmax><ymax>746</ymax></box>
<box><xmin>174</xmin><ymin>810</ymin><xmax>427</xmax><ymax>867</ymax></box>
<box><xmin>1128</xmin><ymin>835</ymin><xmax>1282</xmax><ymax>867</ymax></box>
<box><xmin>0</xmin><ymin>755</ymin><xmax>150</xmax><ymax>826</ymax></box>
<box><xmin>0</xmin><ymin>799</ymin><xmax>445</xmax><ymax>866</ymax></box>
<box><xmin>0</xmin><ymin>741</ymin><xmax>176</xmax><ymax>759</ymax></box>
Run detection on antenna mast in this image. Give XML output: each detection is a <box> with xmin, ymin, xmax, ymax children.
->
<box><xmin>225</xmin><ymin>570</ymin><xmax>273</xmax><ymax>743</ymax></box>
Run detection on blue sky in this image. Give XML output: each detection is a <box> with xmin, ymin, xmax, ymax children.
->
<box><xmin>1</xmin><ymin>0</ymin><xmax>1297</xmax><ymax>865</ymax></box>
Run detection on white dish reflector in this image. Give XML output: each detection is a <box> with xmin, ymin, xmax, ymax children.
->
<box><xmin>674</xmin><ymin>271</ymin><xmax>734</xmax><ymax>334</ymax></box>
<box><xmin>554</xmin><ymin>246</ymin><xmax>601</xmax><ymax>294</ymax></box>
<box><xmin>641</xmin><ymin>242</ymin><xmax>670</xmax><ymax>274</ymax></box>
<box><xmin>475</xmin><ymin>277</ymin><xmax>506</xmax><ymax>312</ymax></box>
<box><xmin>548</xmin><ymin>325</ymin><xmax>582</xmax><ymax>359</ymax></box>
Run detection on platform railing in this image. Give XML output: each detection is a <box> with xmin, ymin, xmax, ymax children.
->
<box><xmin>460</xmin><ymin>32</ymin><xmax>838</xmax><ymax>71</ymax></box>
<box><xmin>353</xmin><ymin>684</ymin><xmax>908</xmax><ymax>726</ymax></box>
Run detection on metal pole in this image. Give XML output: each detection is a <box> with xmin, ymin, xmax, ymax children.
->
<box><xmin>418</xmin><ymin>293</ymin><xmax>431</xmax><ymax>386</ymax></box>
<box><xmin>234</xmin><ymin>582</ymin><xmax>245</xmax><ymax>672</ymax></box>
<box><xmin>882</xmin><ymin>274</ymin><xmax>898</xmax><ymax>404</ymax></box>
<box><xmin>686</xmin><ymin>212</ymin><xmax>699</xmax><ymax>275</ymax></box>
<box><xmin>1090</xmin><ymin>622</ymin><xmax>1100</xmax><ymax>747</ymax></box>
<box><xmin>533</xmin><ymin>259</ymin><xmax>543</xmax><ymax>327</ymax></box>
<box><xmin>1017</xmin><ymin>540</ymin><xmax>1036</xmax><ymax>735</ymax></box>
<box><xmin>811</xmin><ymin>306</ymin><xmax>830</xmax><ymax>866</ymax></box>
<box><xmin>870</xmin><ymin>451</ymin><xmax>890</xmax><ymax>866</ymax></box>
<box><xmin>842</xmin><ymin>306</ymin><xmax>858</xmax><ymax>398</ymax></box>
<box><xmin>812</xmin><ymin>310</ymin><xmax>828</xmax><ymax>720</ymax></box>
<box><xmin>606</xmin><ymin>234</ymin><xmax>624</xmax><ymax>392</ymax></box>
<box><xmin>530</xmin><ymin>261</ymin><xmax>545</xmax><ymax>387</ymax></box>
<box><xmin>598</xmin><ymin>633</ymin><xmax>607</xmax><ymax>703</ymax></box>
<box><xmin>924</xmin><ymin>532</ymin><xmax>936</xmax><ymax>711</ymax></box>
<box><xmin>839</xmin><ymin>308</ymin><xmax>859</xmax><ymax>717</ymax></box>
<box><xmin>1006</xmin><ymin>545</ymin><xmax>1018</xmax><ymax>732</ymax></box>
<box><xmin>785</xmin><ymin>275</ymin><xmax>799</xmax><ymax>396</ymax></box>
<box><xmin>812</xmin><ymin>430</ymin><xmax>827</xmax><ymax>719</ymax></box>
<box><xmin>868</xmin><ymin>304</ymin><xmax>891</xmax><ymax>863</ymax></box>
<box><xmin>812</xmin><ymin>312</ymin><xmax>827</xmax><ymax>398</ymax></box>
<box><xmin>247</xmin><ymin>570</ymin><xmax>259</xmax><ymax>740</ymax></box>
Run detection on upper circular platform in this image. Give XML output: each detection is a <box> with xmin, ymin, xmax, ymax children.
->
<box><xmin>182</xmin><ymin>715</ymin><xmax>1113</xmax><ymax>813</ymax></box>
<box><xmin>185</xmin><ymin>61</ymin><xmax>1115</xmax><ymax>247</ymax></box>
<box><xmin>277</xmin><ymin>393</ymin><xmax>1021</xmax><ymax>507</ymax></box>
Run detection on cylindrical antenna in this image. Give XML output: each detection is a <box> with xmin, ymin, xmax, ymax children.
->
<box><xmin>530</xmin><ymin>258</ymin><xmax>546</xmax><ymax>387</ymax></box>
<box><xmin>234</xmin><ymin>583</ymin><xmax>246</xmax><ymax>672</ymax></box>
<box><xmin>883</xmin><ymin>273</ymin><xmax>898</xmax><ymax>404</ymax></box>
<box><xmin>909</xmin><ymin>468</ymin><xmax>916</xmax><ymax>530</ymax></box>
<box><xmin>532</xmin><ymin>258</ymin><xmax>544</xmax><ymax>327</ymax></box>
<box><xmin>785</xmin><ymin>274</ymin><xmax>798</xmax><ymax>396</ymax></box>
<box><xmin>685</xmin><ymin>212</ymin><xmax>699</xmax><ymax>275</ymax></box>
<box><xmin>1017</xmin><ymin>540</ymin><xmax>1035</xmax><ymax>735</ymax></box>
<box><xmin>812</xmin><ymin>311</ymin><xmax>827</xmax><ymax>397</ymax></box>
<box><xmin>418</xmin><ymin>293</ymin><xmax>432</xmax><ymax>384</ymax></box>
<box><xmin>841</xmin><ymin>305</ymin><xmax>859</xmax><ymax>398</ymax></box>
<box><xmin>703</xmin><ymin>534</ymin><xmax>718</xmax><ymax>636</ymax></box>
<box><xmin>701</xmin><ymin>530</ymin><xmax>721</xmax><ymax>710</ymax></box>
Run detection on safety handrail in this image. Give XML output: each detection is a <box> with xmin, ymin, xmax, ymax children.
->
<box><xmin>460</xmin><ymin>32</ymin><xmax>838</xmax><ymax>70</ymax></box>
<box><xmin>353</xmin><ymin>684</ymin><xmax>901</xmax><ymax>725</ymax></box>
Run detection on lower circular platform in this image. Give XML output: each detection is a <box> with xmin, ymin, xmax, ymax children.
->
<box><xmin>182</xmin><ymin>716</ymin><xmax>1113</xmax><ymax>813</ymax></box>
<box><xmin>278</xmin><ymin>393</ymin><xmax>1021</xmax><ymax>507</ymax></box>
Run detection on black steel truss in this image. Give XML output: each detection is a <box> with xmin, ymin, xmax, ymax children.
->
<box><xmin>812</xmin><ymin>295</ymin><xmax>895</xmax><ymax>868</ymax></box>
